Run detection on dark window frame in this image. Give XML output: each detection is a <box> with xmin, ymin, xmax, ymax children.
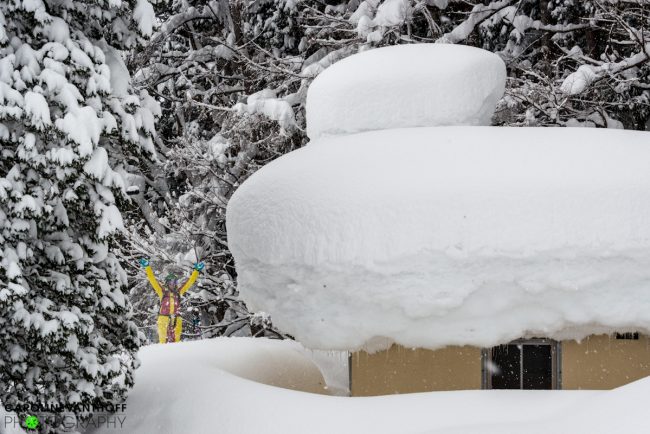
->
<box><xmin>615</xmin><ymin>332</ymin><xmax>639</xmax><ymax>340</ymax></box>
<box><xmin>481</xmin><ymin>338</ymin><xmax>562</xmax><ymax>390</ymax></box>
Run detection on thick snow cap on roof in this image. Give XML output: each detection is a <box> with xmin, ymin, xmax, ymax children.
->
<box><xmin>306</xmin><ymin>44</ymin><xmax>506</xmax><ymax>140</ymax></box>
<box><xmin>227</xmin><ymin>126</ymin><xmax>650</xmax><ymax>351</ymax></box>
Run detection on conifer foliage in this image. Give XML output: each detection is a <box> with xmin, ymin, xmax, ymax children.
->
<box><xmin>0</xmin><ymin>0</ymin><xmax>157</xmax><ymax>432</ymax></box>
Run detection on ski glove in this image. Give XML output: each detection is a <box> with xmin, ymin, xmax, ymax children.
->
<box><xmin>194</xmin><ymin>262</ymin><xmax>205</xmax><ymax>272</ymax></box>
<box><xmin>139</xmin><ymin>258</ymin><xmax>150</xmax><ymax>268</ymax></box>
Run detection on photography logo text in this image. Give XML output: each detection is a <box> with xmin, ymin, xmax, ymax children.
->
<box><xmin>3</xmin><ymin>403</ymin><xmax>127</xmax><ymax>431</ymax></box>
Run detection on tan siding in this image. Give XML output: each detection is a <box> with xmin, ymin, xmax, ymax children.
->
<box><xmin>350</xmin><ymin>334</ymin><xmax>650</xmax><ymax>395</ymax></box>
<box><xmin>561</xmin><ymin>334</ymin><xmax>650</xmax><ymax>390</ymax></box>
<box><xmin>350</xmin><ymin>344</ymin><xmax>482</xmax><ymax>396</ymax></box>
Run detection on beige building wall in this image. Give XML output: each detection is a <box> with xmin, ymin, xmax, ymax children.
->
<box><xmin>561</xmin><ymin>334</ymin><xmax>650</xmax><ymax>390</ymax></box>
<box><xmin>351</xmin><ymin>334</ymin><xmax>650</xmax><ymax>395</ymax></box>
<box><xmin>350</xmin><ymin>344</ymin><xmax>482</xmax><ymax>396</ymax></box>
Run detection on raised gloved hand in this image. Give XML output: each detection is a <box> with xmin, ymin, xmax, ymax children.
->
<box><xmin>194</xmin><ymin>262</ymin><xmax>205</xmax><ymax>272</ymax></box>
<box><xmin>139</xmin><ymin>258</ymin><xmax>150</xmax><ymax>267</ymax></box>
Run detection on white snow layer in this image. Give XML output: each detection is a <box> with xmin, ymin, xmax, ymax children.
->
<box><xmin>87</xmin><ymin>338</ymin><xmax>650</xmax><ymax>434</ymax></box>
<box><xmin>227</xmin><ymin>126</ymin><xmax>650</xmax><ymax>351</ymax></box>
<box><xmin>305</xmin><ymin>44</ymin><xmax>506</xmax><ymax>140</ymax></box>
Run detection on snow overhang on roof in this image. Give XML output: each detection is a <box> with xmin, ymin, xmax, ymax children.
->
<box><xmin>227</xmin><ymin>126</ymin><xmax>650</xmax><ymax>351</ymax></box>
<box><xmin>305</xmin><ymin>44</ymin><xmax>506</xmax><ymax>140</ymax></box>
<box><xmin>227</xmin><ymin>44</ymin><xmax>650</xmax><ymax>351</ymax></box>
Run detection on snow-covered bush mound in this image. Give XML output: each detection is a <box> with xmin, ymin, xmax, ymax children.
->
<box><xmin>87</xmin><ymin>339</ymin><xmax>329</xmax><ymax>434</ymax></box>
<box><xmin>84</xmin><ymin>338</ymin><xmax>650</xmax><ymax>434</ymax></box>
<box><xmin>227</xmin><ymin>126</ymin><xmax>650</xmax><ymax>351</ymax></box>
<box><xmin>305</xmin><ymin>44</ymin><xmax>506</xmax><ymax>140</ymax></box>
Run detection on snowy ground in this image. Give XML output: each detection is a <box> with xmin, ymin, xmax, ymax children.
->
<box><xmin>75</xmin><ymin>337</ymin><xmax>650</xmax><ymax>434</ymax></box>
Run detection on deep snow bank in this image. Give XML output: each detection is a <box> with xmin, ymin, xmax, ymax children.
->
<box><xmin>306</xmin><ymin>44</ymin><xmax>506</xmax><ymax>140</ymax></box>
<box><xmin>227</xmin><ymin>126</ymin><xmax>650</xmax><ymax>351</ymax></box>
<box><xmin>87</xmin><ymin>339</ymin><xmax>328</xmax><ymax>434</ymax></box>
<box><xmin>88</xmin><ymin>338</ymin><xmax>650</xmax><ymax>434</ymax></box>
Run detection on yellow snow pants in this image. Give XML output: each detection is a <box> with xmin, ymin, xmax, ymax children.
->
<box><xmin>157</xmin><ymin>315</ymin><xmax>183</xmax><ymax>344</ymax></box>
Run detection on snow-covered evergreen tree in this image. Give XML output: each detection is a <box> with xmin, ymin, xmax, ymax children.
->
<box><xmin>0</xmin><ymin>0</ymin><xmax>157</xmax><ymax>432</ymax></box>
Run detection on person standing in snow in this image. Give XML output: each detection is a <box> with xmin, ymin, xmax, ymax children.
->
<box><xmin>139</xmin><ymin>259</ymin><xmax>205</xmax><ymax>343</ymax></box>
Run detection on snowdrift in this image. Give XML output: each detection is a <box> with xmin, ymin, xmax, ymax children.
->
<box><xmin>86</xmin><ymin>338</ymin><xmax>650</xmax><ymax>434</ymax></box>
<box><xmin>227</xmin><ymin>126</ymin><xmax>650</xmax><ymax>351</ymax></box>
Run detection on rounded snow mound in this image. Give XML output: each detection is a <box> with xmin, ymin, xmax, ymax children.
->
<box><xmin>227</xmin><ymin>126</ymin><xmax>650</xmax><ymax>351</ymax></box>
<box><xmin>306</xmin><ymin>44</ymin><xmax>506</xmax><ymax>140</ymax></box>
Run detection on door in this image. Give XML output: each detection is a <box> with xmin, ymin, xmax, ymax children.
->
<box><xmin>487</xmin><ymin>340</ymin><xmax>558</xmax><ymax>389</ymax></box>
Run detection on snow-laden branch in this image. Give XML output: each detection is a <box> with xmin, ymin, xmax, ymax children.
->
<box><xmin>438</xmin><ymin>1</ymin><xmax>592</xmax><ymax>45</ymax></box>
<box><xmin>436</xmin><ymin>0</ymin><xmax>515</xmax><ymax>44</ymax></box>
<box><xmin>560</xmin><ymin>43</ymin><xmax>650</xmax><ymax>95</ymax></box>
<box><xmin>510</xmin><ymin>15</ymin><xmax>590</xmax><ymax>34</ymax></box>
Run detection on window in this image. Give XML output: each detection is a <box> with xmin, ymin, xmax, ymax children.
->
<box><xmin>483</xmin><ymin>339</ymin><xmax>560</xmax><ymax>390</ymax></box>
<box><xmin>615</xmin><ymin>332</ymin><xmax>639</xmax><ymax>340</ymax></box>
